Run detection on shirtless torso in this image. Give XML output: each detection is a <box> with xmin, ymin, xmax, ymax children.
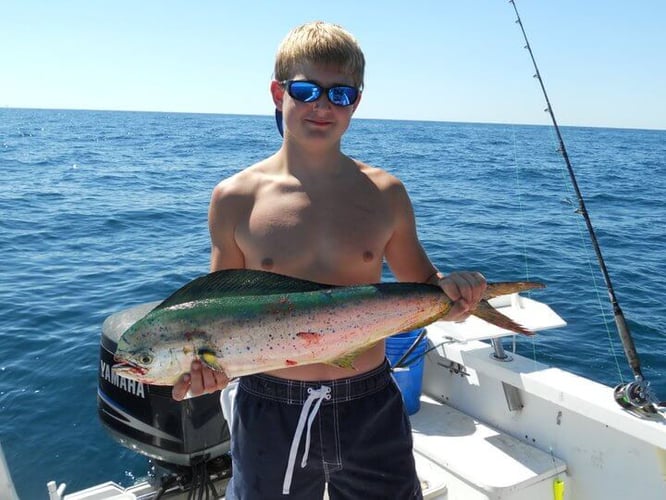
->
<box><xmin>208</xmin><ymin>150</ymin><xmax>436</xmax><ymax>380</ymax></box>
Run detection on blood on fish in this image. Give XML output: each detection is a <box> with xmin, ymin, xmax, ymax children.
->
<box><xmin>296</xmin><ymin>332</ymin><xmax>322</xmax><ymax>346</ymax></box>
<box><xmin>285</xmin><ymin>359</ymin><xmax>298</xmax><ymax>366</ymax></box>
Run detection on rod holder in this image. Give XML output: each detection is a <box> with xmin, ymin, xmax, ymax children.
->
<box><xmin>490</xmin><ymin>338</ymin><xmax>513</xmax><ymax>362</ymax></box>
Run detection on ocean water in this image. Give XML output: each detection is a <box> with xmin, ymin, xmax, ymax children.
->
<box><xmin>1</xmin><ymin>108</ymin><xmax>664</xmax><ymax>498</ymax></box>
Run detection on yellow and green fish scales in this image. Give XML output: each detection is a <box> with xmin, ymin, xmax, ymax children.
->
<box><xmin>113</xmin><ymin>269</ymin><xmax>543</xmax><ymax>385</ymax></box>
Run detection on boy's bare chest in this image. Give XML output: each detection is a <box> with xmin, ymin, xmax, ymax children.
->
<box><xmin>250</xmin><ymin>190</ymin><xmax>390</xmax><ymax>244</ymax></box>
<box><xmin>237</xmin><ymin>189</ymin><xmax>393</xmax><ymax>273</ymax></box>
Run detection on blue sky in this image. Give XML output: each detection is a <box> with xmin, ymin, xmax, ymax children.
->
<box><xmin>2</xmin><ymin>1</ymin><xmax>664</xmax><ymax>130</ymax></box>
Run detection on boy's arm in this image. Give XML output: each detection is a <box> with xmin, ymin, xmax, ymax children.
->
<box><xmin>383</xmin><ymin>179</ymin><xmax>486</xmax><ymax>321</ymax></box>
<box><xmin>208</xmin><ymin>182</ymin><xmax>246</xmax><ymax>271</ymax></box>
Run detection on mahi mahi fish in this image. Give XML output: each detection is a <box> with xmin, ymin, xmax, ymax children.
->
<box><xmin>112</xmin><ymin>269</ymin><xmax>544</xmax><ymax>385</ymax></box>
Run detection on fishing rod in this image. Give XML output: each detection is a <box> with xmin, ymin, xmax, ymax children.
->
<box><xmin>509</xmin><ymin>0</ymin><xmax>661</xmax><ymax>417</ymax></box>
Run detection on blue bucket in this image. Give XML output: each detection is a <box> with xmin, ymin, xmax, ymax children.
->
<box><xmin>386</xmin><ymin>328</ymin><xmax>427</xmax><ymax>415</ymax></box>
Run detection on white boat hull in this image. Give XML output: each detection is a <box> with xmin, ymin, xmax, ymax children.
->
<box><xmin>418</xmin><ymin>318</ymin><xmax>666</xmax><ymax>499</ymax></box>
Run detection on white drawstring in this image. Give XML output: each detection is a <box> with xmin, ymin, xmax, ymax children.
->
<box><xmin>282</xmin><ymin>385</ymin><xmax>331</xmax><ymax>495</ymax></box>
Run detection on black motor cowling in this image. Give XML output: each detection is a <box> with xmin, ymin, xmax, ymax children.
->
<box><xmin>97</xmin><ymin>302</ymin><xmax>231</xmax><ymax>467</ymax></box>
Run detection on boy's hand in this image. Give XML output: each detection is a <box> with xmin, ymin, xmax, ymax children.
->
<box><xmin>437</xmin><ymin>271</ymin><xmax>486</xmax><ymax>322</ymax></box>
<box><xmin>172</xmin><ymin>360</ymin><xmax>230</xmax><ymax>401</ymax></box>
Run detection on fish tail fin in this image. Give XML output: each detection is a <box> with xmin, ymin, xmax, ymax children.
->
<box><xmin>483</xmin><ymin>281</ymin><xmax>545</xmax><ymax>300</ymax></box>
<box><xmin>472</xmin><ymin>299</ymin><xmax>535</xmax><ymax>336</ymax></box>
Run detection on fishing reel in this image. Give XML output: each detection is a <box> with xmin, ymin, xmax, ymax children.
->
<box><xmin>613</xmin><ymin>379</ymin><xmax>665</xmax><ymax>418</ymax></box>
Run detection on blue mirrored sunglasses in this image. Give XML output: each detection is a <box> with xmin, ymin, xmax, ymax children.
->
<box><xmin>281</xmin><ymin>80</ymin><xmax>360</xmax><ymax>107</ymax></box>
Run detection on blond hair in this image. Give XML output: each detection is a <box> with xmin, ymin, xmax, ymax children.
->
<box><xmin>274</xmin><ymin>21</ymin><xmax>365</xmax><ymax>89</ymax></box>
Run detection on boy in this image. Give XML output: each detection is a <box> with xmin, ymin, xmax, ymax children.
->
<box><xmin>172</xmin><ymin>21</ymin><xmax>486</xmax><ymax>499</ymax></box>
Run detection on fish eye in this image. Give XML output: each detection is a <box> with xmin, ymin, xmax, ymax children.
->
<box><xmin>138</xmin><ymin>352</ymin><xmax>153</xmax><ymax>365</ymax></box>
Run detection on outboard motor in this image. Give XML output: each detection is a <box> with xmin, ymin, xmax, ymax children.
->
<box><xmin>98</xmin><ymin>302</ymin><xmax>231</xmax><ymax>494</ymax></box>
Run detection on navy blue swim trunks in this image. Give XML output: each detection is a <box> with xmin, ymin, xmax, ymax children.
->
<box><xmin>225</xmin><ymin>360</ymin><xmax>422</xmax><ymax>499</ymax></box>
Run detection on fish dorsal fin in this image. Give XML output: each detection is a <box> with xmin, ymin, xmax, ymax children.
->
<box><xmin>153</xmin><ymin>269</ymin><xmax>336</xmax><ymax>310</ymax></box>
<box><xmin>483</xmin><ymin>281</ymin><xmax>545</xmax><ymax>300</ymax></box>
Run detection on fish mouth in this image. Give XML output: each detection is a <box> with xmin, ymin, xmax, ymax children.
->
<box><xmin>112</xmin><ymin>358</ymin><xmax>148</xmax><ymax>377</ymax></box>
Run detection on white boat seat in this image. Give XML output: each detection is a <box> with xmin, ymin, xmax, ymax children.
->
<box><xmin>410</xmin><ymin>395</ymin><xmax>566</xmax><ymax>499</ymax></box>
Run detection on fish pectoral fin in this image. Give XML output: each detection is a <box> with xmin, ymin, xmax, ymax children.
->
<box><xmin>472</xmin><ymin>299</ymin><xmax>534</xmax><ymax>336</ymax></box>
<box><xmin>327</xmin><ymin>344</ymin><xmax>376</xmax><ymax>370</ymax></box>
<box><xmin>327</xmin><ymin>352</ymin><xmax>358</xmax><ymax>370</ymax></box>
<box><xmin>197</xmin><ymin>347</ymin><xmax>223</xmax><ymax>371</ymax></box>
